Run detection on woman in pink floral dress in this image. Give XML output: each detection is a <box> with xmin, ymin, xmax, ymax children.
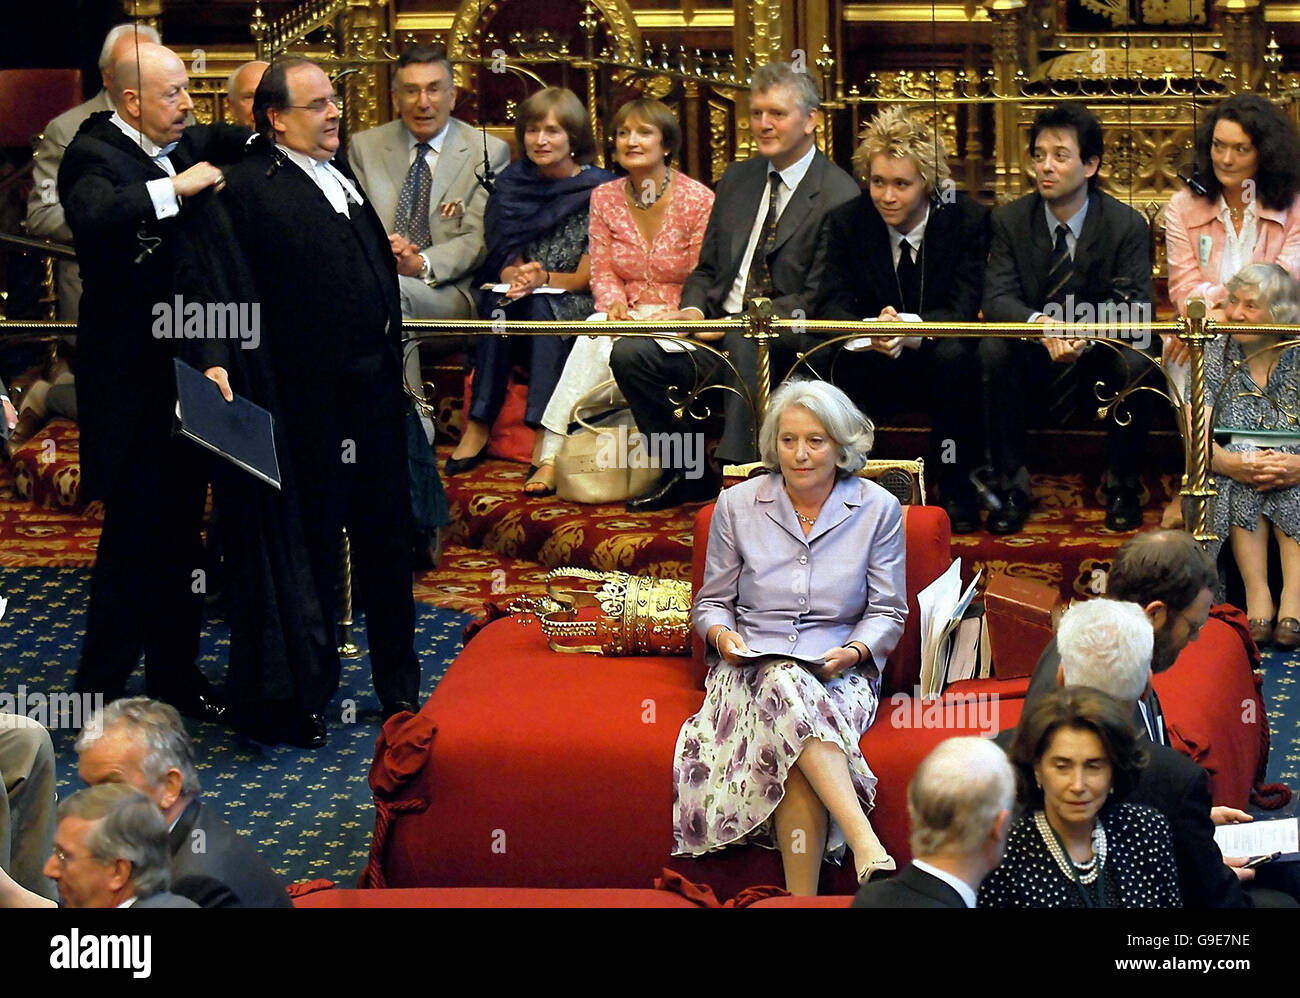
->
<box><xmin>529</xmin><ymin>98</ymin><xmax>715</xmax><ymax>493</ymax></box>
<box><xmin>676</xmin><ymin>379</ymin><xmax>907</xmax><ymax>894</ymax></box>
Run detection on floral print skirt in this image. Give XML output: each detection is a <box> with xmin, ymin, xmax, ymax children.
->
<box><xmin>671</xmin><ymin>659</ymin><xmax>880</xmax><ymax>864</ymax></box>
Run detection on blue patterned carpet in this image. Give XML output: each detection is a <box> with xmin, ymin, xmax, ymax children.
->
<box><xmin>1262</xmin><ymin>647</ymin><xmax>1300</xmax><ymax>817</ymax></box>
<box><xmin>0</xmin><ymin>566</ymin><xmax>468</xmax><ymax>887</ymax></box>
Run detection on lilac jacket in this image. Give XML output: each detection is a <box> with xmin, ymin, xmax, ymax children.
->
<box><xmin>693</xmin><ymin>472</ymin><xmax>908</xmax><ymax>666</ymax></box>
<box><xmin>1165</xmin><ymin>188</ymin><xmax>1300</xmax><ymax>313</ymax></box>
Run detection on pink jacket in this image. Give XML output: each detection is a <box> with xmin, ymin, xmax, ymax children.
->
<box><xmin>1165</xmin><ymin>187</ymin><xmax>1300</xmax><ymax>314</ymax></box>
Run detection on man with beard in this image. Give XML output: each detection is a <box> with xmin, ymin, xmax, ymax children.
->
<box><xmin>59</xmin><ymin>42</ymin><xmax>248</xmax><ymax>724</ymax></box>
<box><xmin>1023</xmin><ymin>528</ymin><xmax>1217</xmax><ymax>741</ymax></box>
<box><xmin>191</xmin><ymin>57</ymin><xmax>419</xmax><ymax>747</ymax></box>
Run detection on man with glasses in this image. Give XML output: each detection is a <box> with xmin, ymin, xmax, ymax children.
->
<box><xmin>60</xmin><ymin>42</ymin><xmax>248</xmax><ymax>727</ymax></box>
<box><xmin>350</xmin><ymin>44</ymin><xmax>509</xmax><ymax>324</ymax></box>
<box><xmin>1023</xmin><ymin>528</ymin><xmax>1217</xmax><ymax>743</ymax></box>
<box><xmin>191</xmin><ymin>57</ymin><xmax>420</xmax><ymax>746</ymax></box>
<box><xmin>0</xmin><ymin>784</ymin><xmax>198</xmax><ymax>908</ymax></box>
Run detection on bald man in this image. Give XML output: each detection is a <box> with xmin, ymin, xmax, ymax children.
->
<box><xmin>27</xmin><ymin>22</ymin><xmax>161</xmax><ymax>321</ymax></box>
<box><xmin>59</xmin><ymin>43</ymin><xmax>250</xmax><ymax>722</ymax></box>
<box><xmin>225</xmin><ymin>60</ymin><xmax>269</xmax><ymax>129</ymax></box>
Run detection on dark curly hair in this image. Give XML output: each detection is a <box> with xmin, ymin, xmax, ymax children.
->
<box><xmin>1009</xmin><ymin>686</ymin><xmax>1147</xmax><ymax>810</ymax></box>
<box><xmin>1194</xmin><ymin>94</ymin><xmax>1300</xmax><ymax>211</ymax></box>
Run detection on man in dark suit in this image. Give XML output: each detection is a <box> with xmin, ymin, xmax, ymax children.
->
<box><xmin>853</xmin><ymin>737</ymin><xmax>1014</xmax><ymax>908</ymax></box>
<box><xmin>198</xmin><ymin>57</ymin><xmax>420</xmax><ymax>744</ymax></box>
<box><xmin>981</xmin><ymin>103</ymin><xmax>1155</xmax><ymax>534</ymax></box>
<box><xmin>816</xmin><ymin>105</ymin><xmax>989</xmax><ymax>532</ymax></box>
<box><xmin>610</xmin><ymin>62</ymin><xmax>860</xmax><ymax>510</ymax></box>
<box><xmin>0</xmin><ymin>784</ymin><xmax>199</xmax><ymax>909</ymax></box>
<box><xmin>75</xmin><ymin>698</ymin><xmax>291</xmax><ymax>908</ymax></box>
<box><xmin>1024</xmin><ymin>529</ymin><xmax>1218</xmax><ymax>736</ymax></box>
<box><xmin>59</xmin><ymin>43</ymin><xmax>248</xmax><ymax>723</ymax></box>
<box><xmin>1019</xmin><ymin>599</ymin><xmax>1297</xmax><ymax>906</ymax></box>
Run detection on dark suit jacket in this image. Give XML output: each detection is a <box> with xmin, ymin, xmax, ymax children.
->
<box><xmin>1024</xmin><ymin>637</ymin><xmax>1165</xmax><ymax>743</ymax></box>
<box><xmin>680</xmin><ymin>150</ymin><xmax>859</xmax><ymax>319</ymax></box>
<box><xmin>816</xmin><ymin>191</ymin><xmax>989</xmax><ymax>324</ymax></box>
<box><xmin>982</xmin><ymin>189</ymin><xmax>1153</xmax><ymax>322</ymax></box>
<box><xmin>58</xmin><ymin>111</ymin><xmax>249</xmax><ymax>499</ymax></box>
<box><xmin>852</xmin><ymin>862</ymin><xmax>969</xmax><ymax>908</ymax></box>
<box><xmin>169</xmin><ymin>798</ymin><xmax>292</xmax><ymax>908</ymax></box>
<box><xmin>134</xmin><ymin>890</ymin><xmax>200</xmax><ymax>909</ymax></box>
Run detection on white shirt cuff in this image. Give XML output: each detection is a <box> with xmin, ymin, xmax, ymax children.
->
<box><xmin>146</xmin><ymin>177</ymin><xmax>180</xmax><ymax>220</ymax></box>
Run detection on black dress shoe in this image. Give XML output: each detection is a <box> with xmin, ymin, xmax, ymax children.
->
<box><xmin>987</xmin><ymin>487</ymin><xmax>1031</xmax><ymax>535</ymax></box>
<box><xmin>1105</xmin><ymin>485</ymin><xmax>1144</xmax><ymax>531</ymax></box>
<box><xmin>626</xmin><ymin>471</ymin><xmax>717</xmax><ymax>513</ymax></box>
<box><xmin>941</xmin><ymin>486</ymin><xmax>981</xmax><ymax>534</ymax></box>
<box><xmin>382</xmin><ymin>700</ymin><xmax>418</xmax><ymax>719</ymax></box>
<box><xmin>444</xmin><ymin>443</ymin><xmax>489</xmax><ymax>476</ymax></box>
<box><xmin>238</xmin><ymin>711</ymin><xmax>327</xmax><ymax>749</ymax></box>
<box><xmin>178</xmin><ymin>692</ymin><xmax>228</xmax><ymax>726</ymax></box>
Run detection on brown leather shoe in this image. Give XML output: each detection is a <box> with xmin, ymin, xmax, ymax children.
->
<box><xmin>1274</xmin><ymin>618</ymin><xmax>1300</xmax><ymax>650</ymax></box>
<box><xmin>1249</xmin><ymin>618</ymin><xmax>1275</xmax><ymax>648</ymax></box>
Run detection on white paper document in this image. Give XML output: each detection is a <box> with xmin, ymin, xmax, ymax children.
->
<box><xmin>730</xmin><ymin>647</ymin><xmax>827</xmax><ymax>671</ymax></box>
<box><xmin>1213</xmin><ymin>817</ymin><xmax>1299</xmax><ymax>857</ymax></box>
<box><xmin>845</xmin><ymin>315</ymin><xmax>924</xmax><ymax>353</ymax></box>
<box><xmin>917</xmin><ymin>558</ymin><xmax>982</xmax><ymax>697</ymax></box>
<box><xmin>480</xmin><ymin>283</ymin><xmax>566</xmax><ymax>295</ymax></box>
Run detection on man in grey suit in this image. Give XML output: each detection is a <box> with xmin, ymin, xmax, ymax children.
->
<box><xmin>26</xmin><ymin>22</ymin><xmax>160</xmax><ymax>321</ymax></box>
<box><xmin>350</xmin><ymin>44</ymin><xmax>510</xmax><ymax>436</ymax></box>
<box><xmin>74</xmin><ymin>699</ymin><xmax>291</xmax><ymax>907</ymax></box>
<box><xmin>611</xmin><ymin>62</ymin><xmax>860</xmax><ymax>510</ymax></box>
<box><xmin>853</xmin><ymin>738</ymin><xmax>1014</xmax><ymax>908</ymax></box>
<box><xmin>0</xmin><ymin>784</ymin><xmax>198</xmax><ymax>908</ymax></box>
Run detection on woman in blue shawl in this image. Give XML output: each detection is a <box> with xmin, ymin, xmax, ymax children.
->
<box><xmin>446</xmin><ymin>87</ymin><xmax>613</xmax><ymax>488</ymax></box>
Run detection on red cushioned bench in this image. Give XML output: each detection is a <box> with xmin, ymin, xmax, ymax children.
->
<box><xmin>365</xmin><ymin>503</ymin><xmax>1267</xmax><ymax>899</ymax></box>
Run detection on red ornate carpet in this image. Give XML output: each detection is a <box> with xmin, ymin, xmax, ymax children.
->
<box><xmin>0</xmin><ymin>421</ymin><xmax>1182</xmax><ymax>610</ymax></box>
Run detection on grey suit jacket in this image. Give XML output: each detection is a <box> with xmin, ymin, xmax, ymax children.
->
<box><xmin>680</xmin><ymin>149</ymin><xmax>859</xmax><ymax>319</ymax></box>
<box><xmin>693</xmin><ymin>472</ymin><xmax>907</xmax><ymax>667</ymax></box>
<box><xmin>349</xmin><ymin>116</ymin><xmax>510</xmax><ymax>297</ymax></box>
<box><xmin>25</xmin><ymin>88</ymin><xmax>113</xmax><ymax>320</ymax></box>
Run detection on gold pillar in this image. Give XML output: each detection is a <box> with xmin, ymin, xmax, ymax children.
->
<box><xmin>986</xmin><ymin>0</ymin><xmax>1027</xmax><ymax>204</ymax></box>
<box><xmin>127</xmin><ymin>0</ymin><xmax>162</xmax><ymax>34</ymax></box>
<box><xmin>1217</xmin><ymin>0</ymin><xmax>1262</xmax><ymax>92</ymax></box>
<box><xmin>684</xmin><ymin>81</ymin><xmax>703</xmax><ymax>180</ymax></box>
<box><xmin>343</xmin><ymin>0</ymin><xmax>386</xmax><ymax>134</ymax></box>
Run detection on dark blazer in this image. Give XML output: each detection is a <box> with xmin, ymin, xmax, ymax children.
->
<box><xmin>982</xmin><ymin>189</ymin><xmax>1153</xmax><ymax>322</ymax></box>
<box><xmin>680</xmin><ymin>149</ymin><xmax>859</xmax><ymax>319</ymax></box>
<box><xmin>209</xmin><ymin>141</ymin><xmax>402</xmax><ymax>382</ymax></box>
<box><xmin>852</xmin><ymin>862</ymin><xmax>969</xmax><ymax>908</ymax></box>
<box><xmin>816</xmin><ymin>191</ymin><xmax>989</xmax><ymax>324</ymax></box>
<box><xmin>169</xmin><ymin>799</ymin><xmax>292</xmax><ymax>908</ymax></box>
<box><xmin>1024</xmin><ymin>637</ymin><xmax>1165</xmax><ymax>744</ymax></box>
<box><xmin>58</xmin><ymin>111</ymin><xmax>249</xmax><ymax>499</ymax></box>
<box><xmin>134</xmin><ymin>891</ymin><xmax>200</xmax><ymax>909</ymax></box>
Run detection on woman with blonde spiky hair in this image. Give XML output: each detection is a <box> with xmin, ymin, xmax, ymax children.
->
<box><xmin>815</xmin><ymin>104</ymin><xmax>991</xmax><ymax>533</ymax></box>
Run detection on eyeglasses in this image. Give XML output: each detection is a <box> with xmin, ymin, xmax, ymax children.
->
<box><xmin>285</xmin><ymin>94</ymin><xmax>340</xmax><ymax>114</ymax></box>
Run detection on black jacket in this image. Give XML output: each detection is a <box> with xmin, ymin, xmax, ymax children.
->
<box><xmin>852</xmin><ymin>862</ymin><xmax>969</xmax><ymax>908</ymax></box>
<box><xmin>170</xmin><ymin>799</ymin><xmax>292</xmax><ymax>908</ymax></box>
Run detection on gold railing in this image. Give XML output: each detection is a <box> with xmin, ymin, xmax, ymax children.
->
<box><xmin>396</xmin><ymin>300</ymin><xmax>1258</xmax><ymax>544</ymax></box>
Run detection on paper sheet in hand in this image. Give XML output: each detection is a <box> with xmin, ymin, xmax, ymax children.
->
<box><xmin>479</xmin><ymin>283</ymin><xmax>565</xmax><ymax>295</ymax></box>
<box><xmin>1213</xmin><ymin>816</ymin><xmax>1299</xmax><ymax>858</ymax></box>
<box><xmin>845</xmin><ymin>315</ymin><xmax>924</xmax><ymax>353</ymax></box>
<box><xmin>729</xmin><ymin>646</ymin><xmax>826</xmax><ymax>671</ymax></box>
<box><xmin>173</xmin><ymin>359</ymin><xmax>281</xmax><ymax>489</ymax></box>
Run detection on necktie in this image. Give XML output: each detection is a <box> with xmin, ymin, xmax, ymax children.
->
<box><xmin>896</xmin><ymin>238</ymin><xmax>920</xmax><ymax>314</ymax></box>
<box><xmin>395</xmin><ymin>142</ymin><xmax>433</xmax><ymax>250</ymax></box>
<box><xmin>1045</xmin><ymin>224</ymin><xmax>1074</xmax><ymax>305</ymax></box>
<box><xmin>743</xmin><ymin>172</ymin><xmax>783</xmax><ymax>305</ymax></box>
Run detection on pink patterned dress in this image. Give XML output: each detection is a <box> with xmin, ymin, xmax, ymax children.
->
<box><xmin>540</xmin><ymin>173</ymin><xmax>715</xmax><ymax>436</ymax></box>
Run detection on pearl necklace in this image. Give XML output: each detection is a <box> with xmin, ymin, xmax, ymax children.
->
<box><xmin>794</xmin><ymin>510</ymin><xmax>817</xmax><ymax>527</ymax></box>
<box><xmin>1035</xmin><ymin>810</ymin><xmax>1107</xmax><ymax>884</ymax></box>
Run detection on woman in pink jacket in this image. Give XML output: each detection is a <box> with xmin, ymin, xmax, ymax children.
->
<box><xmin>1162</xmin><ymin>94</ymin><xmax>1300</xmax><ymax>525</ymax></box>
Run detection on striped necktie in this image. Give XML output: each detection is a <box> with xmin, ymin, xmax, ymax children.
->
<box><xmin>1045</xmin><ymin>224</ymin><xmax>1074</xmax><ymax>305</ymax></box>
<box><xmin>743</xmin><ymin>172</ymin><xmax>783</xmax><ymax>305</ymax></box>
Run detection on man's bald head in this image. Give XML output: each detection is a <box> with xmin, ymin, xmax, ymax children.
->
<box><xmin>227</xmin><ymin>60</ymin><xmax>270</xmax><ymax>129</ymax></box>
<box><xmin>115</xmin><ymin>44</ymin><xmax>194</xmax><ymax>148</ymax></box>
<box><xmin>99</xmin><ymin>23</ymin><xmax>161</xmax><ymax>98</ymax></box>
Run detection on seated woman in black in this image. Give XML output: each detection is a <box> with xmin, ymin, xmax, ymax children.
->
<box><xmin>445</xmin><ymin>87</ymin><xmax>613</xmax><ymax>485</ymax></box>
<box><xmin>979</xmin><ymin>686</ymin><xmax>1181</xmax><ymax>908</ymax></box>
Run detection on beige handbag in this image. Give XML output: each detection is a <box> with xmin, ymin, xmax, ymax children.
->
<box><xmin>554</xmin><ymin>379</ymin><xmax>662</xmax><ymax>504</ymax></box>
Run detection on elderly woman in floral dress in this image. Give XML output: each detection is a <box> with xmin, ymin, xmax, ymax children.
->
<box><xmin>674</xmin><ymin>379</ymin><xmax>906</xmax><ymax>894</ymax></box>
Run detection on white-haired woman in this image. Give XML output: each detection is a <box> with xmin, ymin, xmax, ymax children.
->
<box><xmin>675</xmin><ymin>379</ymin><xmax>908</xmax><ymax>894</ymax></box>
<box><xmin>1206</xmin><ymin>262</ymin><xmax>1300</xmax><ymax>648</ymax></box>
